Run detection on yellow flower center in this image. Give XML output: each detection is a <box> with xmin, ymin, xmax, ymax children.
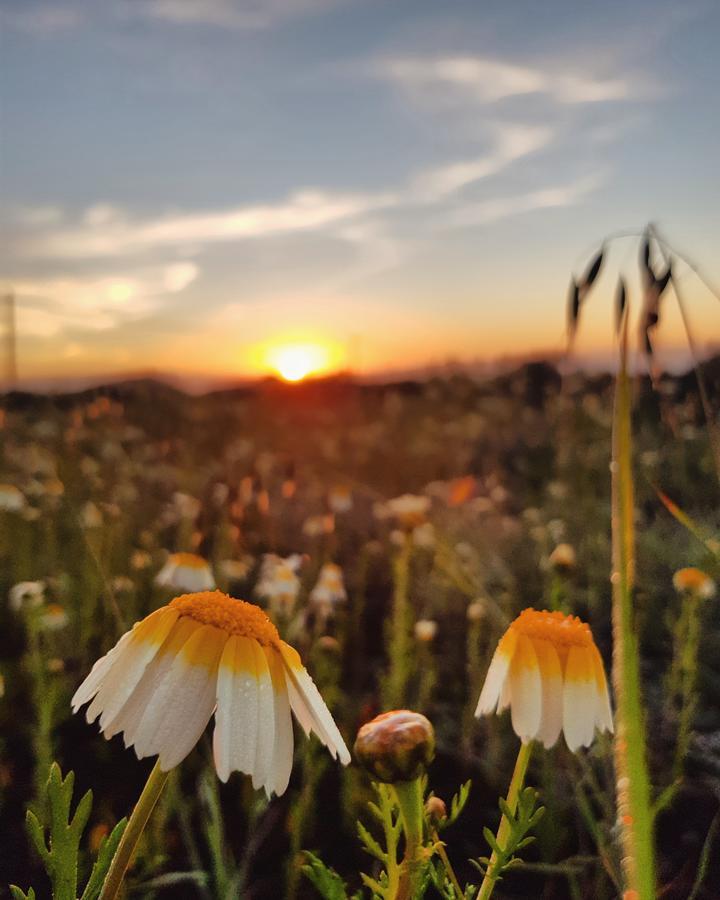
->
<box><xmin>170</xmin><ymin>552</ymin><xmax>210</xmax><ymax>569</ymax></box>
<box><xmin>170</xmin><ymin>591</ymin><xmax>280</xmax><ymax>645</ymax></box>
<box><xmin>511</xmin><ymin>608</ymin><xmax>593</xmax><ymax>648</ymax></box>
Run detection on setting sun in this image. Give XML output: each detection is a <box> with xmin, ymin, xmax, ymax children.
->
<box><xmin>269</xmin><ymin>343</ymin><xmax>330</xmax><ymax>382</ymax></box>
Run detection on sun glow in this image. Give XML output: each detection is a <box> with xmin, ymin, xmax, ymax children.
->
<box><xmin>268</xmin><ymin>343</ymin><xmax>331</xmax><ymax>382</ymax></box>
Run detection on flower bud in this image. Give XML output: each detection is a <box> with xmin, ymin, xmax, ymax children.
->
<box><xmin>467</xmin><ymin>599</ymin><xmax>486</xmax><ymax>622</ymax></box>
<box><xmin>414</xmin><ymin>619</ymin><xmax>437</xmax><ymax>642</ymax></box>
<box><xmin>424</xmin><ymin>795</ymin><xmax>447</xmax><ymax>825</ymax></box>
<box><xmin>548</xmin><ymin>542</ymin><xmax>576</xmax><ymax>572</ymax></box>
<box><xmin>354</xmin><ymin>710</ymin><xmax>435</xmax><ymax>783</ymax></box>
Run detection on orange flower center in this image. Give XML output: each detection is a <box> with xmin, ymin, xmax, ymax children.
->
<box><xmin>170</xmin><ymin>552</ymin><xmax>210</xmax><ymax>569</ymax></box>
<box><xmin>673</xmin><ymin>567</ymin><xmax>710</xmax><ymax>592</ymax></box>
<box><xmin>170</xmin><ymin>591</ymin><xmax>280</xmax><ymax>645</ymax></box>
<box><xmin>511</xmin><ymin>608</ymin><xmax>593</xmax><ymax>648</ymax></box>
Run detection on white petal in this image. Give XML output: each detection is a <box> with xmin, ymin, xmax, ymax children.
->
<box><xmin>71</xmin><ymin>630</ymin><xmax>134</xmax><ymax>711</ymax></box>
<box><xmin>130</xmin><ymin>623</ymin><xmax>224</xmax><ymax>770</ymax></box>
<box><xmin>212</xmin><ymin>636</ymin><xmax>261</xmax><ymax>783</ymax></box>
<box><xmin>280</xmin><ymin>644</ymin><xmax>350</xmax><ymax>765</ymax></box>
<box><xmin>497</xmin><ymin>673</ymin><xmax>512</xmax><ymax>713</ymax></box>
<box><xmin>534</xmin><ymin>639</ymin><xmax>563</xmax><ymax>749</ymax></box>
<box><xmin>250</xmin><ymin>644</ymin><xmax>276</xmax><ymax>791</ymax></box>
<box><xmin>265</xmin><ymin>647</ymin><xmax>294</xmax><ymax>798</ymax></box>
<box><xmin>563</xmin><ymin>646</ymin><xmax>596</xmax><ymax>751</ymax></box>
<box><xmin>590</xmin><ymin>645</ymin><xmax>614</xmax><ymax>734</ymax></box>
<box><xmin>104</xmin><ymin>618</ymin><xmax>198</xmax><ymax>742</ymax></box>
<box><xmin>475</xmin><ymin>628</ymin><xmax>518</xmax><ymax>717</ymax></box>
<box><xmin>89</xmin><ymin>609</ymin><xmax>180</xmax><ymax>729</ymax></box>
<box><xmin>508</xmin><ymin>634</ymin><xmax>542</xmax><ymax>743</ymax></box>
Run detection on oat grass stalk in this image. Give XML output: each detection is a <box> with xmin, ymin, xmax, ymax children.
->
<box><xmin>610</xmin><ymin>314</ymin><xmax>656</xmax><ymax>898</ymax></box>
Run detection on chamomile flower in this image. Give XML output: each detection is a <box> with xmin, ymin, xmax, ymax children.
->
<box><xmin>72</xmin><ymin>590</ymin><xmax>350</xmax><ymax>796</ymax></box>
<box><xmin>672</xmin><ymin>567</ymin><xmax>716</xmax><ymax>600</ymax></box>
<box><xmin>255</xmin><ymin>554</ymin><xmax>303</xmax><ymax>617</ymax></box>
<box><xmin>9</xmin><ymin>581</ymin><xmax>46</xmax><ymax>611</ymax></box>
<box><xmin>156</xmin><ymin>552</ymin><xmax>216</xmax><ymax>592</ymax></box>
<box><xmin>475</xmin><ymin>608</ymin><xmax>613</xmax><ymax>751</ymax></box>
<box><xmin>0</xmin><ymin>484</ymin><xmax>26</xmax><ymax>512</ymax></box>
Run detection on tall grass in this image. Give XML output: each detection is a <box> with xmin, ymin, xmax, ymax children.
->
<box><xmin>610</xmin><ymin>314</ymin><xmax>656</xmax><ymax>897</ymax></box>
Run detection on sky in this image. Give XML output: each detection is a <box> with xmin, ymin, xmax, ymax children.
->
<box><xmin>2</xmin><ymin>0</ymin><xmax>720</xmax><ymax>386</ymax></box>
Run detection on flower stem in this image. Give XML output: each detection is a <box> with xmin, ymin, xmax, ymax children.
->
<box><xmin>611</xmin><ymin>318</ymin><xmax>656</xmax><ymax>898</ymax></box>
<box><xmin>433</xmin><ymin>829</ymin><xmax>464</xmax><ymax>899</ymax></box>
<box><xmin>673</xmin><ymin>595</ymin><xmax>701</xmax><ymax>782</ymax></box>
<box><xmin>99</xmin><ymin>760</ymin><xmax>170</xmax><ymax>900</ymax></box>
<box><xmin>477</xmin><ymin>740</ymin><xmax>533</xmax><ymax>900</ymax></box>
<box><xmin>393</xmin><ymin>777</ymin><xmax>424</xmax><ymax>900</ymax></box>
<box><xmin>384</xmin><ymin>532</ymin><xmax>413</xmax><ymax>708</ymax></box>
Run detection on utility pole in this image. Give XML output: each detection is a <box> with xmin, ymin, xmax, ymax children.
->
<box><xmin>3</xmin><ymin>291</ymin><xmax>18</xmax><ymax>391</ymax></box>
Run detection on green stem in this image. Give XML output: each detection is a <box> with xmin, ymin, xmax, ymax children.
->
<box><xmin>393</xmin><ymin>778</ymin><xmax>424</xmax><ymax>900</ymax></box>
<box><xmin>99</xmin><ymin>761</ymin><xmax>170</xmax><ymax>900</ymax></box>
<box><xmin>674</xmin><ymin>596</ymin><xmax>701</xmax><ymax>782</ymax></box>
<box><xmin>611</xmin><ymin>320</ymin><xmax>656</xmax><ymax>898</ymax></box>
<box><xmin>477</xmin><ymin>741</ymin><xmax>533</xmax><ymax>900</ymax></box>
<box><xmin>384</xmin><ymin>533</ymin><xmax>413</xmax><ymax>708</ymax></box>
<box><xmin>433</xmin><ymin>830</ymin><xmax>464</xmax><ymax>899</ymax></box>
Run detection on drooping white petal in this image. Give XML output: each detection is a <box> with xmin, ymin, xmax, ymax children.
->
<box><xmin>590</xmin><ymin>644</ymin><xmax>614</xmax><ymax>734</ymax></box>
<box><xmin>497</xmin><ymin>672</ymin><xmax>512</xmax><ymax>713</ymax></box>
<box><xmin>213</xmin><ymin>636</ymin><xmax>261</xmax><ymax>783</ymax></box>
<box><xmin>71</xmin><ymin>630</ymin><xmax>134</xmax><ymax>712</ymax></box>
<box><xmin>475</xmin><ymin>627</ymin><xmax>518</xmax><ymax>717</ymax></box>
<box><xmin>250</xmin><ymin>643</ymin><xmax>276</xmax><ymax>792</ymax></box>
<box><xmin>87</xmin><ymin>609</ymin><xmax>180</xmax><ymax>729</ymax></box>
<box><xmin>265</xmin><ymin>647</ymin><xmax>295</xmax><ymax>798</ymax></box>
<box><xmin>508</xmin><ymin>634</ymin><xmax>542</xmax><ymax>742</ymax></box>
<box><xmin>130</xmin><ymin>623</ymin><xmax>225</xmax><ymax>770</ymax></box>
<box><xmin>104</xmin><ymin>618</ymin><xmax>198</xmax><ymax>743</ymax></box>
<box><xmin>563</xmin><ymin>646</ymin><xmax>597</xmax><ymax>751</ymax></box>
<box><xmin>533</xmin><ymin>639</ymin><xmax>564</xmax><ymax>749</ymax></box>
<box><xmin>279</xmin><ymin>644</ymin><xmax>351</xmax><ymax>765</ymax></box>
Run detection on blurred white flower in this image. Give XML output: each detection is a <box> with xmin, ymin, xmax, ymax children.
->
<box><xmin>467</xmin><ymin>599</ymin><xmax>486</xmax><ymax>622</ymax></box>
<box><xmin>39</xmin><ymin>603</ymin><xmax>69</xmax><ymax>631</ymax></box>
<box><xmin>412</xmin><ymin>522</ymin><xmax>436</xmax><ymax>549</ymax></box>
<box><xmin>328</xmin><ymin>485</ymin><xmax>353</xmax><ymax>514</ymax></box>
<box><xmin>549</xmin><ymin>543</ymin><xmax>576</xmax><ymax>572</ymax></box>
<box><xmin>156</xmin><ymin>552</ymin><xmax>216</xmax><ymax>592</ymax></box>
<box><xmin>9</xmin><ymin>581</ymin><xmax>45</xmax><ymax>612</ymax></box>
<box><xmin>414</xmin><ymin>619</ymin><xmax>438</xmax><ymax>642</ymax></box>
<box><xmin>219</xmin><ymin>556</ymin><xmax>254</xmax><ymax>581</ymax></box>
<box><xmin>111</xmin><ymin>576</ymin><xmax>135</xmax><ymax>594</ymax></box>
<box><xmin>173</xmin><ymin>492</ymin><xmax>201</xmax><ymax>520</ymax></box>
<box><xmin>0</xmin><ymin>484</ymin><xmax>26</xmax><ymax>512</ymax></box>
<box><xmin>302</xmin><ymin>513</ymin><xmax>335</xmax><ymax>537</ymax></box>
<box><xmin>256</xmin><ymin>554</ymin><xmax>303</xmax><ymax>617</ymax></box>
<box><xmin>80</xmin><ymin>501</ymin><xmax>103</xmax><ymax>529</ymax></box>
<box><xmin>309</xmin><ymin>563</ymin><xmax>347</xmax><ymax>619</ymax></box>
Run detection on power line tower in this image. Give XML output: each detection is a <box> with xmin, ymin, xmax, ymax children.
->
<box><xmin>3</xmin><ymin>291</ymin><xmax>18</xmax><ymax>391</ymax></box>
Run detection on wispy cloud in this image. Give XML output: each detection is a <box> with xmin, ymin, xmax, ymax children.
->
<box><xmin>15</xmin><ymin>122</ymin><xmax>553</xmax><ymax>263</ymax></box>
<box><xmin>14</xmin><ymin>262</ymin><xmax>199</xmax><ymax>336</ymax></box>
<box><xmin>120</xmin><ymin>0</ymin><xmax>342</xmax><ymax>29</ymax></box>
<box><xmin>0</xmin><ymin>4</ymin><xmax>82</xmax><ymax>35</ymax></box>
<box><xmin>444</xmin><ymin>173</ymin><xmax>604</xmax><ymax>229</ymax></box>
<box><xmin>377</xmin><ymin>54</ymin><xmax>645</xmax><ymax>105</ymax></box>
<box><xmin>17</xmin><ymin>191</ymin><xmax>396</xmax><ymax>260</ymax></box>
<box><xmin>409</xmin><ymin>124</ymin><xmax>552</xmax><ymax>200</ymax></box>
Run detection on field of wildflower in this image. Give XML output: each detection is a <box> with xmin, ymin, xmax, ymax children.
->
<box><xmin>2</xmin><ymin>309</ymin><xmax>720</xmax><ymax>897</ymax></box>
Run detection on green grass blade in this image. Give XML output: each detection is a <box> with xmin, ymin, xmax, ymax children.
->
<box><xmin>610</xmin><ymin>316</ymin><xmax>656</xmax><ymax>898</ymax></box>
